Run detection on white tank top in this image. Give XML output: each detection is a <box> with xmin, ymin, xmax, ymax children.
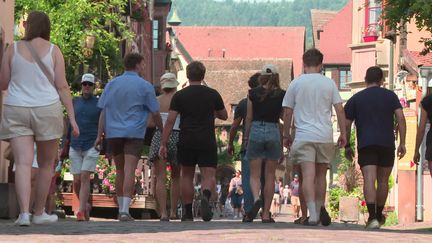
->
<box><xmin>160</xmin><ymin>112</ymin><xmax>180</xmax><ymax>131</ymax></box>
<box><xmin>4</xmin><ymin>42</ymin><xmax>59</xmax><ymax>107</ymax></box>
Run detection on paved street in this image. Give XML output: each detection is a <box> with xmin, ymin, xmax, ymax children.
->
<box><xmin>1</xmin><ymin>206</ymin><xmax>431</xmax><ymax>243</ymax></box>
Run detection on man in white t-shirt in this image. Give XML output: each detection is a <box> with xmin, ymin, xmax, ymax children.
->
<box><xmin>282</xmin><ymin>48</ymin><xmax>346</xmax><ymax>226</ymax></box>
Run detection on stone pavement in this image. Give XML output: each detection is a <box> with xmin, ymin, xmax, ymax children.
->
<box><xmin>1</xmin><ymin>206</ymin><xmax>431</xmax><ymax>243</ymax></box>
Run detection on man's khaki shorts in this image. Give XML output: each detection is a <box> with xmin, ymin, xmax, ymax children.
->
<box><xmin>290</xmin><ymin>141</ymin><xmax>335</xmax><ymax>164</ymax></box>
<box><xmin>291</xmin><ymin>196</ymin><xmax>300</xmax><ymax>206</ymax></box>
<box><xmin>0</xmin><ymin>101</ymin><xmax>63</xmax><ymax>141</ymax></box>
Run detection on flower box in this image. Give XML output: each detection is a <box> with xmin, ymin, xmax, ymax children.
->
<box><xmin>363</xmin><ymin>35</ymin><xmax>379</xmax><ymax>42</ymax></box>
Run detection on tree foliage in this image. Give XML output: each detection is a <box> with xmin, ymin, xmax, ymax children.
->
<box><xmin>15</xmin><ymin>0</ymin><xmax>134</xmax><ymax>86</ymax></box>
<box><xmin>172</xmin><ymin>0</ymin><xmax>349</xmax><ymax>47</ymax></box>
<box><xmin>382</xmin><ymin>0</ymin><xmax>432</xmax><ymax>53</ymax></box>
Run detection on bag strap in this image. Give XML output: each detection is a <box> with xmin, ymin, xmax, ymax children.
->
<box><xmin>23</xmin><ymin>41</ymin><xmax>55</xmax><ymax>87</ymax></box>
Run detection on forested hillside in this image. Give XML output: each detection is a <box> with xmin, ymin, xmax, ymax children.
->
<box><xmin>172</xmin><ymin>0</ymin><xmax>349</xmax><ymax>47</ymax></box>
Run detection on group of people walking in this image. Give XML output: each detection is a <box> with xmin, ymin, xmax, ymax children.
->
<box><xmin>0</xmin><ymin>11</ymin><xmax>429</xmax><ymax>230</ymax></box>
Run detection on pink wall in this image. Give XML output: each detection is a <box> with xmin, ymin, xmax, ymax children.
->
<box><xmin>424</xmin><ymin>174</ymin><xmax>432</xmax><ymax>221</ymax></box>
<box><xmin>406</xmin><ymin>21</ymin><xmax>431</xmax><ymax>52</ymax></box>
<box><xmin>351</xmin><ymin>48</ymin><xmax>375</xmax><ymax>82</ymax></box>
<box><xmin>320</xmin><ymin>1</ymin><xmax>352</xmax><ymax>64</ymax></box>
<box><xmin>0</xmin><ymin>0</ymin><xmax>15</xmax><ymax>45</ymax></box>
<box><xmin>398</xmin><ymin>170</ymin><xmax>416</xmax><ymax>224</ymax></box>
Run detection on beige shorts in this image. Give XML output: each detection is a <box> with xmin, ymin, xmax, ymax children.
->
<box><xmin>69</xmin><ymin>147</ymin><xmax>99</xmax><ymax>174</ymax></box>
<box><xmin>0</xmin><ymin>101</ymin><xmax>64</xmax><ymax>141</ymax></box>
<box><xmin>291</xmin><ymin>196</ymin><xmax>300</xmax><ymax>206</ymax></box>
<box><xmin>273</xmin><ymin>193</ymin><xmax>280</xmax><ymax>202</ymax></box>
<box><xmin>290</xmin><ymin>141</ymin><xmax>335</xmax><ymax>164</ymax></box>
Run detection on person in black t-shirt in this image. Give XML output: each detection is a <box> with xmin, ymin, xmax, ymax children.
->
<box><xmin>414</xmin><ymin>94</ymin><xmax>432</xmax><ymax>178</ymax></box>
<box><xmin>159</xmin><ymin>61</ymin><xmax>228</xmax><ymax>222</ymax></box>
<box><xmin>227</xmin><ymin>72</ymin><xmax>264</xmax><ymax>222</ymax></box>
<box><xmin>344</xmin><ymin>66</ymin><xmax>406</xmax><ymax>229</ymax></box>
<box><xmin>243</xmin><ymin>64</ymin><xmax>285</xmax><ymax>223</ymax></box>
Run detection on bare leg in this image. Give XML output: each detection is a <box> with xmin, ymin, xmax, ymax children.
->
<box><xmin>113</xmin><ymin>154</ymin><xmax>125</xmax><ymax>197</ymax></box>
<box><xmin>122</xmin><ymin>154</ymin><xmax>139</xmax><ymax>198</ymax></box>
<box><xmin>11</xmin><ymin>136</ymin><xmax>34</xmax><ymax>214</ymax></box>
<box><xmin>79</xmin><ymin>171</ymin><xmax>91</xmax><ymax>213</ymax></box>
<box><xmin>262</xmin><ymin>160</ymin><xmax>277</xmax><ymax>219</ymax></box>
<box><xmin>315</xmin><ymin>163</ymin><xmax>328</xmax><ymax>212</ymax></box>
<box><xmin>300</xmin><ymin>162</ymin><xmax>318</xmax><ymax>222</ymax></box>
<box><xmin>180</xmin><ymin>166</ymin><xmax>195</xmax><ymax>205</ymax></box>
<box><xmin>248</xmin><ymin>159</ymin><xmax>263</xmax><ymax>202</ymax></box>
<box><xmin>361</xmin><ymin>165</ymin><xmax>377</xmax><ymax>220</ymax></box>
<box><xmin>376</xmin><ymin>166</ymin><xmax>393</xmax><ymax>218</ymax></box>
<box><xmin>34</xmin><ymin>139</ymin><xmax>58</xmax><ymax>216</ymax></box>
<box><xmin>200</xmin><ymin>167</ymin><xmax>216</xmax><ymax>197</ymax></box>
<box><xmin>170</xmin><ymin>165</ymin><xmax>181</xmax><ymax>217</ymax></box>
<box><xmin>154</xmin><ymin>159</ymin><xmax>168</xmax><ymax>219</ymax></box>
<box><xmin>30</xmin><ymin>168</ymin><xmax>39</xmax><ymax>212</ymax></box>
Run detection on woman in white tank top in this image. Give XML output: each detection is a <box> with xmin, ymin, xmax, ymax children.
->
<box><xmin>0</xmin><ymin>11</ymin><xmax>79</xmax><ymax>226</ymax></box>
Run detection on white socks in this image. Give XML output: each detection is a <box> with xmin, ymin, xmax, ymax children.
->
<box><xmin>118</xmin><ymin>196</ymin><xmax>132</xmax><ymax>213</ymax></box>
<box><xmin>307</xmin><ymin>201</ymin><xmax>318</xmax><ymax>223</ymax></box>
<box><xmin>118</xmin><ymin>196</ymin><xmax>124</xmax><ymax>213</ymax></box>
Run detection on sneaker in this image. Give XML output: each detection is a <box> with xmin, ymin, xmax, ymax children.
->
<box><xmin>15</xmin><ymin>213</ymin><xmax>30</xmax><ymax>226</ymax></box>
<box><xmin>181</xmin><ymin>214</ymin><xmax>194</xmax><ymax>222</ymax></box>
<box><xmin>118</xmin><ymin>212</ymin><xmax>134</xmax><ymax>222</ymax></box>
<box><xmin>320</xmin><ymin>207</ymin><xmax>331</xmax><ymax>226</ymax></box>
<box><xmin>200</xmin><ymin>196</ymin><xmax>213</xmax><ymax>222</ymax></box>
<box><xmin>365</xmin><ymin>218</ymin><xmax>380</xmax><ymax>229</ymax></box>
<box><xmin>32</xmin><ymin>212</ymin><xmax>58</xmax><ymax>225</ymax></box>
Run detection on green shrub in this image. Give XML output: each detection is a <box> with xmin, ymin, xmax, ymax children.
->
<box><xmin>383</xmin><ymin>211</ymin><xmax>398</xmax><ymax>226</ymax></box>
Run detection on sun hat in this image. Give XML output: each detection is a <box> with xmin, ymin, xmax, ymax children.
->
<box><xmin>261</xmin><ymin>64</ymin><xmax>278</xmax><ymax>75</ymax></box>
<box><xmin>160</xmin><ymin>73</ymin><xmax>179</xmax><ymax>89</ymax></box>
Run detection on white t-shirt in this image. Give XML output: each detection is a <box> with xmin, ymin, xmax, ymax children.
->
<box><xmin>282</xmin><ymin>73</ymin><xmax>342</xmax><ymax>143</ymax></box>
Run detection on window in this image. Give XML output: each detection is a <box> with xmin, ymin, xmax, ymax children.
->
<box><xmin>339</xmin><ymin>69</ymin><xmax>352</xmax><ymax>90</ymax></box>
<box><xmin>365</xmin><ymin>0</ymin><xmax>382</xmax><ymax>36</ymax></box>
<box><xmin>152</xmin><ymin>19</ymin><xmax>160</xmax><ymax>49</ymax></box>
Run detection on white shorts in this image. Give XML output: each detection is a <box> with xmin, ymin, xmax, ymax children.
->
<box><xmin>69</xmin><ymin>147</ymin><xmax>99</xmax><ymax>174</ymax></box>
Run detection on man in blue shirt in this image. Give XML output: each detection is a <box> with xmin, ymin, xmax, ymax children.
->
<box><xmin>67</xmin><ymin>73</ymin><xmax>101</xmax><ymax>221</ymax></box>
<box><xmin>96</xmin><ymin>53</ymin><xmax>163</xmax><ymax>221</ymax></box>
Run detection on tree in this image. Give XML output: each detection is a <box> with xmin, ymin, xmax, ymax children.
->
<box><xmin>15</xmin><ymin>0</ymin><xmax>134</xmax><ymax>87</ymax></box>
<box><xmin>382</xmin><ymin>0</ymin><xmax>432</xmax><ymax>53</ymax></box>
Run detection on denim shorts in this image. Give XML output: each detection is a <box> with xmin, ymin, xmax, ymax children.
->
<box><xmin>246</xmin><ymin>121</ymin><xmax>282</xmax><ymax>161</ymax></box>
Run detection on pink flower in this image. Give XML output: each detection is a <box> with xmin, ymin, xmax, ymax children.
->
<box><xmin>110</xmin><ymin>185</ymin><xmax>115</xmax><ymax>191</ymax></box>
<box><xmin>361</xmin><ymin>200</ymin><xmax>366</xmax><ymax>207</ymax></box>
<box><xmin>166</xmin><ymin>165</ymin><xmax>172</xmax><ymax>171</ymax></box>
<box><xmin>103</xmin><ymin>179</ymin><xmax>111</xmax><ymax>186</ymax></box>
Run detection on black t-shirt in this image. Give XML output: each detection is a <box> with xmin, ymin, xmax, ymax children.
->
<box><xmin>344</xmin><ymin>86</ymin><xmax>402</xmax><ymax>149</ymax></box>
<box><xmin>170</xmin><ymin>85</ymin><xmax>225</xmax><ymax>150</ymax></box>
<box><xmin>248</xmin><ymin>86</ymin><xmax>285</xmax><ymax>123</ymax></box>
<box><xmin>421</xmin><ymin>95</ymin><xmax>432</xmax><ymax>123</ymax></box>
<box><xmin>421</xmin><ymin>95</ymin><xmax>432</xmax><ymax>143</ymax></box>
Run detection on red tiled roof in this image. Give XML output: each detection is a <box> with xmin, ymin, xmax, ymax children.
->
<box><xmin>310</xmin><ymin>9</ymin><xmax>337</xmax><ymax>49</ymax></box>
<box><xmin>174</xmin><ymin>26</ymin><xmax>305</xmax><ymax>77</ymax></box>
<box><xmin>409</xmin><ymin>51</ymin><xmax>432</xmax><ymax>67</ymax></box>
<box><xmin>319</xmin><ymin>1</ymin><xmax>352</xmax><ymax>65</ymax></box>
<box><xmin>200</xmin><ymin>58</ymin><xmax>293</xmax><ymax>125</ymax></box>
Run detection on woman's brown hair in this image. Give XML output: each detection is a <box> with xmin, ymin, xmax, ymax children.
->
<box><xmin>23</xmin><ymin>11</ymin><xmax>51</xmax><ymax>41</ymax></box>
<box><xmin>258</xmin><ymin>73</ymin><xmax>282</xmax><ymax>101</ymax></box>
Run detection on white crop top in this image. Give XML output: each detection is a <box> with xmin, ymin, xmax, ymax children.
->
<box><xmin>4</xmin><ymin>42</ymin><xmax>59</xmax><ymax>107</ymax></box>
<box><xmin>160</xmin><ymin>112</ymin><xmax>180</xmax><ymax>131</ymax></box>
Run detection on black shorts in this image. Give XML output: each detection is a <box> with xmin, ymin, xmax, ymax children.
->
<box><xmin>358</xmin><ymin>145</ymin><xmax>395</xmax><ymax>168</ymax></box>
<box><xmin>425</xmin><ymin>132</ymin><xmax>432</xmax><ymax>161</ymax></box>
<box><xmin>177</xmin><ymin>148</ymin><xmax>217</xmax><ymax>168</ymax></box>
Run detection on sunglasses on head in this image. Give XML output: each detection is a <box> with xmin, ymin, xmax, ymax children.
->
<box><xmin>82</xmin><ymin>82</ymin><xmax>94</xmax><ymax>87</ymax></box>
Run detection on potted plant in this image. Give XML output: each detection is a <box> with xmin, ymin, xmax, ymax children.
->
<box><xmin>363</xmin><ymin>25</ymin><xmax>380</xmax><ymax>42</ymax></box>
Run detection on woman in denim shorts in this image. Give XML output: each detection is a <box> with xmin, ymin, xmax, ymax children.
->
<box><xmin>243</xmin><ymin>64</ymin><xmax>285</xmax><ymax>223</ymax></box>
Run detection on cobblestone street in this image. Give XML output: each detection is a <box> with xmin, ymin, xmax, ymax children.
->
<box><xmin>1</xmin><ymin>206</ymin><xmax>431</xmax><ymax>243</ymax></box>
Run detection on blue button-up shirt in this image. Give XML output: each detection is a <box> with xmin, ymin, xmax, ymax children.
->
<box><xmin>97</xmin><ymin>71</ymin><xmax>159</xmax><ymax>139</ymax></box>
<box><xmin>69</xmin><ymin>95</ymin><xmax>101</xmax><ymax>151</ymax></box>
